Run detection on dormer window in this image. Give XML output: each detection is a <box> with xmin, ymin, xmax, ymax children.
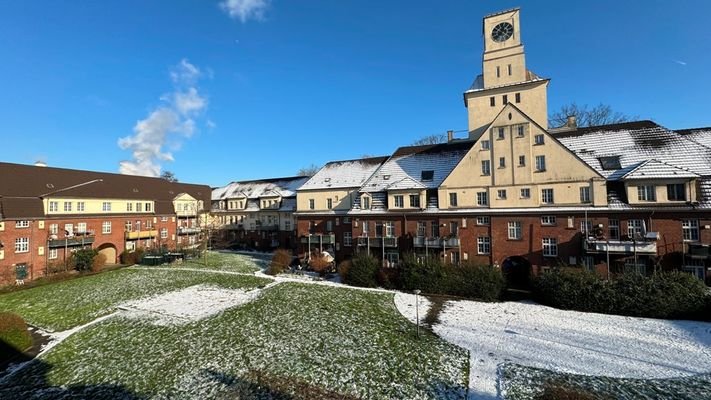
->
<box><xmin>598</xmin><ymin>156</ymin><xmax>621</xmax><ymax>171</ymax></box>
<box><xmin>421</xmin><ymin>170</ymin><xmax>434</xmax><ymax>181</ymax></box>
<box><xmin>362</xmin><ymin>196</ymin><xmax>371</xmax><ymax>210</ymax></box>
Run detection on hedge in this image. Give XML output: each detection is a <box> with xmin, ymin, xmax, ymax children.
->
<box><xmin>343</xmin><ymin>254</ymin><xmax>379</xmax><ymax>288</ymax></box>
<box><xmin>0</xmin><ymin>312</ymin><xmax>32</xmax><ymax>352</ymax></box>
<box><xmin>533</xmin><ymin>269</ymin><xmax>711</xmax><ymax>320</ymax></box>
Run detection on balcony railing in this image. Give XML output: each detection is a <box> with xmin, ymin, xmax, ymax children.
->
<box><xmin>255</xmin><ymin>224</ymin><xmax>279</xmax><ymax>231</ymax></box>
<box><xmin>585</xmin><ymin>239</ymin><xmax>657</xmax><ymax>255</ymax></box>
<box><xmin>178</xmin><ymin>227</ymin><xmax>201</xmax><ymax>235</ymax></box>
<box><xmin>355</xmin><ymin>236</ymin><xmax>398</xmax><ymax>248</ymax></box>
<box><xmin>413</xmin><ymin>237</ymin><xmax>459</xmax><ymax>248</ymax></box>
<box><xmin>300</xmin><ymin>234</ymin><xmax>336</xmax><ymax>245</ymax></box>
<box><xmin>125</xmin><ymin>230</ymin><xmax>158</xmax><ymax>240</ymax></box>
<box><xmin>48</xmin><ymin>234</ymin><xmax>95</xmax><ymax>248</ymax></box>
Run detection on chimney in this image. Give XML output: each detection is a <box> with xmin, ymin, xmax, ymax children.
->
<box><xmin>34</xmin><ymin>160</ymin><xmax>47</xmax><ymax>167</ymax></box>
<box><xmin>447</xmin><ymin>130</ymin><xmax>454</xmax><ymax>142</ymax></box>
<box><xmin>566</xmin><ymin>115</ymin><xmax>577</xmax><ymax>128</ymax></box>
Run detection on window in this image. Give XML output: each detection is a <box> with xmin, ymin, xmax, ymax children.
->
<box><xmin>49</xmin><ymin>201</ymin><xmax>58</xmax><ymax>212</ymax></box>
<box><xmin>49</xmin><ymin>224</ymin><xmax>58</xmax><ymax>235</ymax></box>
<box><xmin>64</xmin><ymin>224</ymin><xmax>73</xmax><ymax>236</ymax></box>
<box><xmin>102</xmin><ymin>221</ymin><xmax>111</xmax><ymax>234</ymax></box>
<box><xmin>161</xmin><ymin>216</ymin><xmax>168</xmax><ymax>222</ymax></box>
<box><xmin>508</xmin><ymin>64</ymin><xmax>512</xmax><ymax>75</ymax></box>
<box><xmin>15</xmin><ymin>237</ymin><xmax>29</xmax><ymax>253</ymax></box>
<box><xmin>409</xmin><ymin>194</ymin><xmax>420</xmax><ymax>208</ymax></box>
<box><xmin>609</xmin><ymin>219</ymin><xmax>620</xmax><ymax>239</ymax></box>
<box><xmin>385</xmin><ymin>221</ymin><xmax>395</xmax><ymax>237</ymax></box>
<box><xmin>362</xmin><ymin>196</ymin><xmax>371</xmax><ymax>209</ymax></box>
<box><xmin>481</xmin><ymin>160</ymin><xmax>491</xmax><ymax>176</ymax></box>
<box><xmin>516</xmin><ymin>125</ymin><xmax>525</xmax><ymax>137</ymax></box>
<box><xmin>476</xmin><ymin>216</ymin><xmax>490</xmax><ymax>225</ymax></box>
<box><xmin>77</xmin><ymin>202</ymin><xmax>85</xmax><ymax>212</ymax></box>
<box><xmin>503</xmin><ymin>94</ymin><xmax>508</xmax><ymax>104</ymax></box>
<box><xmin>541</xmin><ymin>216</ymin><xmax>556</xmax><ymax>226</ymax></box>
<box><xmin>343</xmin><ymin>232</ymin><xmax>352</xmax><ymax>246</ymax></box>
<box><xmin>421</xmin><ymin>170</ymin><xmax>434</xmax><ymax>181</ymax></box>
<box><xmin>682</xmin><ymin>220</ymin><xmax>699</xmax><ymax>241</ymax></box>
<box><xmin>499</xmin><ymin>157</ymin><xmax>506</xmax><ymax>168</ymax></box>
<box><xmin>77</xmin><ymin>222</ymin><xmax>87</xmax><ymax>233</ymax></box>
<box><xmin>637</xmin><ymin>185</ymin><xmax>656</xmax><ymax>201</ymax></box>
<box><xmin>520</xmin><ymin>188</ymin><xmax>530</xmax><ymax>199</ymax></box>
<box><xmin>393</xmin><ymin>195</ymin><xmax>404</xmax><ymax>208</ymax></box>
<box><xmin>145</xmin><ymin>203</ymin><xmax>152</xmax><ymax>212</ymax></box>
<box><xmin>490</xmin><ymin>96</ymin><xmax>495</xmax><ymax>107</ymax></box>
<box><xmin>136</xmin><ymin>202</ymin><xmax>142</xmax><ymax>212</ymax></box>
<box><xmin>284</xmin><ymin>220</ymin><xmax>291</xmax><ymax>231</ymax></box>
<box><xmin>327</xmin><ymin>198</ymin><xmax>333</xmax><ymax>209</ymax></box>
<box><xmin>449</xmin><ymin>192</ymin><xmax>458</xmax><ymax>207</ymax></box>
<box><xmin>580</xmin><ymin>187</ymin><xmax>591</xmax><ymax>203</ymax></box>
<box><xmin>582</xmin><ymin>256</ymin><xmax>595</xmax><ymax>271</ymax></box>
<box><xmin>430</xmin><ymin>221</ymin><xmax>440</xmax><ymax>237</ymax></box>
<box><xmin>598</xmin><ymin>156</ymin><xmax>621</xmax><ymax>170</ymax></box>
<box><xmin>624</xmin><ymin>259</ymin><xmax>647</xmax><ymax>275</ymax></box>
<box><xmin>535</xmin><ymin>155</ymin><xmax>546</xmax><ymax>171</ymax></box>
<box><xmin>497</xmin><ymin>127</ymin><xmax>505</xmax><ymax>140</ymax></box>
<box><xmin>580</xmin><ymin>220</ymin><xmax>593</xmax><ymax>235</ymax></box>
<box><xmin>309</xmin><ymin>199</ymin><xmax>315</xmax><ymax>210</ymax></box>
<box><xmin>102</xmin><ymin>202</ymin><xmax>111</xmax><ymax>211</ymax></box>
<box><xmin>496</xmin><ymin>66</ymin><xmax>500</xmax><ymax>77</ymax></box>
<box><xmin>497</xmin><ymin>189</ymin><xmax>507</xmax><ymax>200</ymax></box>
<box><xmin>534</xmin><ymin>134</ymin><xmax>545</xmax><ymax>145</ymax></box>
<box><xmin>161</xmin><ymin>228</ymin><xmax>168</xmax><ymax>239</ymax></box>
<box><xmin>481</xmin><ymin>140</ymin><xmax>490</xmax><ymax>150</ymax></box>
<box><xmin>449</xmin><ymin>221</ymin><xmax>459</xmax><ymax>236</ymax></box>
<box><xmin>16</xmin><ymin>220</ymin><xmax>30</xmax><ymax>228</ymax></box>
<box><xmin>508</xmin><ymin>221</ymin><xmax>522</xmax><ymax>240</ymax></box>
<box><xmin>326</xmin><ymin>220</ymin><xmax>333</xmax><ymax>232</ymax></box>
<box><xmin>64</xmin><ymin>201</ymin><xmax>72</xmax><ymax>212</ymax></box>
<box><xmin>477</xmin><ymin>191</ymin><xmax>489</xmax><ymax>206</ymax></box>
<box><xmin>667</xmin><ymin>184</ymin><xmax>686</xmax><ymax>201</ymax></box>
<box><xmin>515</xmin><ymin>93</ymin><xmax>521</xmax><ymax>103</ymax></box>
<box><xmin>49</xmin><ymin>248</ymin><xmax>58</xmax><ymax>260</ymax></box>
<box><xmin>542</xmin><ymin>238</ymin><xmax>558</xmax><ymax>257</ymax></box>
<box><xmin>541</xmin><ymin>188</ymin><xmax>554</xmax><ymax>204</ymax></box>
<box><xmin>125</xmin><ymin>221</ymin><xmax>133</xmax><ymax>232</ymax></box>
<box><xmin>416</xmin><ymin>221</ymin><xmax>426</xmax><ymax>237</ymax></box>
<box><xmin>477</xmin><ymin>237</ymin><xmax>491</xmax><ymax>254</ymax></box>
<box><xmin>627</xmin><ymin>219</ymin><xmax>644</xmax><ymax>239</ymax></box>
<box><xmin>127</xmin><ymin>202</ymin><xmax>133</xmax><ymax>212</ymax></box>
<box><xmin>343</xmin><ymin>217</ymin><xmax>351</xmax><ymax>224</ymax></box>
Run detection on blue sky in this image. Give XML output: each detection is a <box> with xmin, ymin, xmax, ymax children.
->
<box><xmin>1</xmin><ymin>0</ymin><xmax>709</xmax><ymax>187</ymax></box>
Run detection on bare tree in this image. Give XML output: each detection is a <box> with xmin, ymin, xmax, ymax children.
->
<box><xmin>412</xmin><ymin>133</ymin><xmax>447</xmax><ymax>146</ymax></box>
<box><xmin>296</xmin><ymin>164</ymin><xmax>320</xmax><ymax>177</ymax></box>
<box><xmin>549</xmin><ymin>103</ymin><xmax>636</xmax><ymax>128</ymax></box>
<box><xmin>160</xmin><ymin>170</ymin><xmax>179</xmax><ymax>182</ymax></box>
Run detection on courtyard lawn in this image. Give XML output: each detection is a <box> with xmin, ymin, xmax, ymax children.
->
<box><xmin>180</xmin><ymin>250</ymin><xmax>265</xmax><ymax>273</ymax></box>
<box><xmin>0</xmin><ymin>283</ymin><xmax>469</xmax><ymax>399</ymax></box>
<box><xmin>0</xmin><ymin>268</ymin><xmax>270</xmax><ymax>331</ymax></box>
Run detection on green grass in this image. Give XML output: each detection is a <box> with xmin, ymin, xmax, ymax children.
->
<box><xmin>0</xmin><ymin>268</ymin><xmax>270</xmax><ymax>331</ymax></box>
<box><xmin>0</xmin><ymin>312</ymin><xmax>32</xmax><ymax>352</ymax></box>
<box><xmin>0</xmin><ymin>283</ymin><xmax>468</xmax><ymax>399</ymax></box>
<box><xmin>179</xmin><ymin>250</ymin><xmax>264</xmax><ymax>273</ymax></box>
<box><xmin>501</xmin><ymin>363</ymin><xmax>711</xmax><ymax>400</ymax></box>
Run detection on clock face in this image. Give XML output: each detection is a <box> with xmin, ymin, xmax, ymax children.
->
<box><xmin>491</xmin><ymin>22</ymin><xmax>514</xmax><ymax>43</ymax></box>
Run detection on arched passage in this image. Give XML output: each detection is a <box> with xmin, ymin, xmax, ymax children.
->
<box><xmin>502</xmin><ymin>256</ymin><xmax>532</xmax><ymax>289</ymax></box>
<box><xmin>97</xmin><ymin>243</ymin><xmax>118</xmax><ymax>264</ymax></box>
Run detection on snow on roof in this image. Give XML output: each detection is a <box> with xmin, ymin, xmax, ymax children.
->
<box><xmin>612</xmin><ymin>159</ymin><xmax>700</xmax><ymax>181</ymax></box>
<box><xmin>298</xmin><ymin>156</ymin><xmax>388</xmax><ymax>191</ymax></box>
<box><xmin>212</xmin><ymin>176</ymin><xmax>309</xmax><ymax>201</ymax></box>
<box><xmin>361</xmin><ymin>141</ymin><xmax>474</xmax><ymax>193</ymax></box>
<box><xmin>677</xmin><ymin>127</ymin><xmax>711</xmax><ymax>149</ymax></box>
<box><xmin>555</xmin><ymin>121</ymin><xmax>711</xmax><ymax>179</ymax></box>
<box><xmin>466</xmin><ymin>70</ymin><xmax>546</xmax><ymax>93</ymax></box>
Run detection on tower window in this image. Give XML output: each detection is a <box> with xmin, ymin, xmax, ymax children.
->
<box><xmin>490</xmin><ymin>96</ymin><xmax>495</xmax><ymax>107</ymax></box>
<box><xmin>515</xmin><ymin>93</ymin><xmax>521</xmax><ymax>103</ymax></box>
<box><xmin>496</xmin><ymin>66</ymin><xmax>500</xmax><ymax>78</ymax></box>
<box><xmin>508</xmin><ymin>64</ymin><xmax>512</xmax><ymax>75</ymax></box>
<box><xmin>503</xmin><ymin>95</ymin><xmax>508</xmax><ymax>104</ymax></box>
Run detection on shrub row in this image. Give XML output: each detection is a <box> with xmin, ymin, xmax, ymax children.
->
<box><xmin>533</xmin><ymin>268</ymin><xmax>711</xmax><ymax>320</ymax></box>
<box><xmin>119</xmin><ymin>248</ymin><xmax>146</xmax><ymax>265</ymax></box>
<box><xmin>0</xmin><ymin>312</ymin><xmax>32</xmax><ymax>352</ymax></box>
<box><xmin>341</xmin><ymin>253</ymin><xmax>505</xmax><ymax>301</ymax></box>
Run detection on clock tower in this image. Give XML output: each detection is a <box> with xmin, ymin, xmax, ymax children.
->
<box><xmin>465</xmin><ymin>8</ymin><xmax>549</xmax><ymax>137</ymax></box>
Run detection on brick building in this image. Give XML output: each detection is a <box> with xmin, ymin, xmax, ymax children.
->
<box><xmin>0</xmin><ymin>162</ymin><xmax>210</xmax><ymax>283</ymax></box>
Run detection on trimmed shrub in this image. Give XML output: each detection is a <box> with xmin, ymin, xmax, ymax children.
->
<box><xmin>267</xmin><ymin>249</ymin><xmax>291</xmax><ymax>276</ymax></box>
<box><xmin>337</xmin><ymin>260</ymin><xmax>352</xmax><ymax>282</ymax></box>
<box><xmin>376</xmin><ymin>267</ymin><xmax>402</xmax><ymax>290</ymax></box>
<box><xmin>91</xmin><ymin>253</ymin><xmax>107</xmax><ymax>272</ymax></box>
<box><xmin>119</xmin><ymin>248</ymin><xmax>145</xmax><ymax>265</ymax></box>
<box><xmin>0</xmin><ymin>312</ymin><xmax>32</xmax><ymax>352</ymax></box>
<box><xmin>533</xmin><ymin>268</ymin><xmax>711</xmax><ymax>320</ymax></box>
<box><xmin>69</xmin><ymin>249</ymin><xmax>99</xmax><ymax>272</ymax></box>
<box><xmin>309</xmin><ymin>254</ymin><xmax>332</xmax><ymax>276</ymax></box>
<box><xmin>343</xmin><ymin>253</ymin><xmax>379</xmax><ymax>288</ymax></box>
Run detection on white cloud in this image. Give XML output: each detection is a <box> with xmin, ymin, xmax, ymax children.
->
<box><xmin>118</xmin><ymin>59</ymin><xmax>208</xmax><ymax>177</ymax></box>
<box><xmin>219</xmin><ymin>0</ymin><xmax>270</xmax><ymax>22</ymax></box>
<box><xmin>673</xmin><ymin>59</ymin><xmax>687</xmax><ymax>66</ymax></box>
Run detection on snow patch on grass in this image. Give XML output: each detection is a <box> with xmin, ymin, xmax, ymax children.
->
<box><xmin>394</xmin><ymin>292</ymin><xmax>432</xmax><ymax>325</ymax></box>
<box><xmin>119</xmin><ymin>284</ymin><xmax>269</xmax><ymax>326</ymax></box>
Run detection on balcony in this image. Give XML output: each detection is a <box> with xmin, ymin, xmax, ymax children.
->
<box><xmin>412</xmin><ymin>237</ymin><xmax>459</xmax><ymax>248</ymax></box>
<box><xmin>125</xmin><ymin>230</ymin><xmax>158</xmax><ymax>240</ymax></box>
<box><xmin>48</xmin><ymin>234</ymin><xmax>95</xmax><ymax>248</ymax></box>
<box><xmin>255</xmin><ymin>224</ymin><xmax>279</xmax><ymax>232</ymax></box>
<box><xmin>585</xmin><ymin>239</ymin><xmax>657</xmax><ymax>255</ymax></box>
<box><xmin>300</xmin><ymin>234</ymin><xmax>336</xmax><ymax>245</ymax></box>
<box><xmin>687</xmin><ymin>243</ymin><xmax>711</xmax><ymax>259</ymax></box>
<box><xmin>356</xmin><ymin>236</ymin><xmax>398</xmax><ymax>248</ymax></box>
<box><xmin>178</xmin><ymin>227</ymin><xmax>201</xmax><ymax>235</ymax></box>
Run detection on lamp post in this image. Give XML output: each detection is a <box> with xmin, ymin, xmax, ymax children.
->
<box><xmin>414</xmin><ymin>289</ymin><xmax>421</xmax><ymax>339</ymax></box>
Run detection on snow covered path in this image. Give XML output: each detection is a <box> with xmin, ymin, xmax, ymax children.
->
<box><xmin>394</xmin><ymin>293</ymin><xmax>711</xmax><ymax>400</ymax></box>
